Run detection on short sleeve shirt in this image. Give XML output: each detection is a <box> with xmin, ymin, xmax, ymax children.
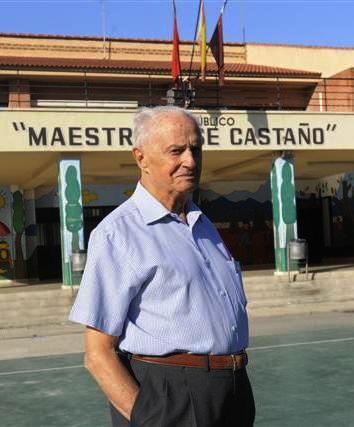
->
<box><xmin>69</xmin><ymin>182</ymin><xmax>249</xmax><ymax>355</ymax></box>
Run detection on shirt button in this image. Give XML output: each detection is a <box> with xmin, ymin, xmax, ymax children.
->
<box><xmin>220</xmin><ymin>290</ymin><xmax>226</xmax><ymax>297</ymax></box>
<box><xmin>205</xmin><ymin>259</ymin><xmax>211</xmax><ymax>268</ymax></box>
<box><xmin>231</xmin><ymin>325</ymin><xmax>238</xmax><ymax>332</ymax></box>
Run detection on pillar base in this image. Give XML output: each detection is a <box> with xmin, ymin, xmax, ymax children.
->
<box><xmin>61</xmin><ymin>284</ymin><xmax>80</xmax><ymax>290</ymax></box>
<box><xmin>273</xmin><ymin>270</ymin><xmax>299</xmax><ymax>276</ymax></box>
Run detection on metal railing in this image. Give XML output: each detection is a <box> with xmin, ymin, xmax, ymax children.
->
<box><xmin>1</xmin><ymin>76</ymin><xmax>353</xmax><ymax>111</ymax></box>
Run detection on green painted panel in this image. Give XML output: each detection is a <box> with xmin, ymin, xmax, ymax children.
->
<box><xmin>58</xmin><ymin>160</ymin><xmax>84</xmax><ymax>287</ymax></box>
<box><xmin>271</xmin><ymin>156</ymin><xmax>298</xmax><ymax>273</ymax></box>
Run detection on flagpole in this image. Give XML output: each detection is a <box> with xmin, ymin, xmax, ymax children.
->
<box><xmin>188</xmin><ymin>0</ymin><xmax>202</xmax><ymax>82</ymax></box>
<box><xmin>220</xmin><ymin>0</ymin><xmax>228</xmax><ymax>15</ymax></box>
<box><xmin>240</xmin><ymin>0</ymin><xmax>246</xmax><ymax>43</ymax></box>
<box><xmin>100</xmin><ymin>0</ymin><xmax>107</xmax><ymax>59</ymax></box>
<box><xmin>172</xmin><ymin>0</ymin><xmax>182</xmax><ymax>88</ymax></box>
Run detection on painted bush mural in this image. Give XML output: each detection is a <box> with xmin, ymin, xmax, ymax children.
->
<box><xmin>281</xmin><ymin>161</ymin><xmax>297</xmax><ymax>243</ymax></box>
<box><xmin>65</xmin><ymin>166</ymin><xmax>83</xmax><ymax>253</ymax></box>
<box><xmin>58</xmin><ymin>160</ymin><xmax>84</xmax><ymax>286</ymax></box>
<box><xmin>12</xmin><ymin>191</ymin><xmax>27</xmax><ymax>279</ymax></box>
<box><xmin>271</xmin><ymin>166</ymin><xmax>281</xmax><ymax>269</ymax></box>
<box><xmin>270</xmin><ymin>157</ymin><xmax>298</xmax><ymax>272</ymax></box>
<box><xmin>0</xmin><ymin>187</ymin><xmax>13</xmax><ymax>280</ymax></box>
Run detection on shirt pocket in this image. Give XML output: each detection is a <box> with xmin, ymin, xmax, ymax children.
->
<box><xmin>226</xmin><ymin>259</ymin><xmax>248</xmax><ymax>307</ymax></box>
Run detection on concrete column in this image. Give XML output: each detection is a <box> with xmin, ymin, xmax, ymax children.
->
<box><xmin>58</xmin><ymin>159</ymin><xmax>84</xmax><ymax>287</ymax></box>
<box><xmin>270</xmin><ymin>153</ymin><xmax>298</xmax><ymax>273</ymax></box>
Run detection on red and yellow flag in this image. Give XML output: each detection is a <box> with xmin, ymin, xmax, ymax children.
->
<box><xmin>197</xmin><ymin>0</ymin><xmax>207</xmax><ymax>80</ymax></box>
<box><xmin>171</xmin><ymin>0</ymin><xmax>181</xmax><ymax>83</ymax></box>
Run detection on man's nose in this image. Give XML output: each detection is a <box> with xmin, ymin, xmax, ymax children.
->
<box><xmin>182</xmin><ymin>148</ymin><xmax>197</xmax><ymax>168</ymax></box>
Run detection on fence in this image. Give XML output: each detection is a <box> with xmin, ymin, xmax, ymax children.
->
<box><xmin>1</xmin><ymin>76</ymin><xmax>353</xmax><ymax>111</ymax></box>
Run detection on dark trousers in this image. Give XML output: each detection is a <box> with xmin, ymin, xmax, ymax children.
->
<box><xmin>110</xmin><ymin>356</ymin><xmax>255</xmax><ymax>427</ymax></box>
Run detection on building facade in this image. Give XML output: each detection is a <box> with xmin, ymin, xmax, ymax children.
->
<box><xmin>1</xmin><ymin>33</ymin><xmax>354</xmax><ymax>285</ymax></box>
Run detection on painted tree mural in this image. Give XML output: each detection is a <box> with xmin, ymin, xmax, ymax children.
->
<box><xmin>65</xmin><ymin>166</ymin><xmax>83</xmax><ymax>252</ymax></box>
<box><xmin>271</xmin><ymin>165</ymin><xmax>282</xmax><ymax>269</ymax></box>
<box><xmin>281</xmin><ymin>160</ymin><xmax>297</xmax><ymax>271</ymax></box>
<box><xmin>281</xmin><ymin>160</ymin><xmax>297</xmax><ymax>243</ymax></box>
<box><xmin>0</xmin><ymin>221</ymin><xmax>13</xmax><ymax>279</ymax></box>
<box><xmin>58</xmin><ymin>160</ymin><xmax>84</xmax><ymax>286</ymax></box>
<box><xmin>12</xmin><ymin>191</ymin><xmax>27</xmax><ymax>279</ymax></box>
<box><xmin>270</xmin><ymin>157</ymin><xmax>298</xmax><ymax>272</ymax></box>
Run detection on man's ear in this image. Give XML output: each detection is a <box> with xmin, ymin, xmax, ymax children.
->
<box><xmin>132</xmin><ymin>147</ymin><xmax>149</xmax><ymax>173</ymax></box>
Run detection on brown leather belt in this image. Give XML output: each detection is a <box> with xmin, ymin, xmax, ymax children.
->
<box><xmin>132</xmin><ymin>351</ymin><xmax>248</xmax><ymax>371</ymax></box>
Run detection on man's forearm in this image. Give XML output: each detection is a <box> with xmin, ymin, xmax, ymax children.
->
<box><xmin>85</xmin><ymin>337</ymin><xmax>139</xmax><ymax>420</ymax></box>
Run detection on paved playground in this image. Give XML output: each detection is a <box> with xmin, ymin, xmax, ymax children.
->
<box><xmin>1</xmin><ymin>312</ymin><xmax>354</xmax><ymax>427</ymax></box>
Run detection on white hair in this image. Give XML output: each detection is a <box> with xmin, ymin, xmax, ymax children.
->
<box><xmin>132</xmin><ymin>106</ymin><xmax>200</xmax><ymax>148</ymax></box>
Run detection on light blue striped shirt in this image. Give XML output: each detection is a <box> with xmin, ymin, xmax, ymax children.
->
<box><xmin>69</xmin><ymin>182</ymin><xmax>249</xmax><ymax>355</ymax></box>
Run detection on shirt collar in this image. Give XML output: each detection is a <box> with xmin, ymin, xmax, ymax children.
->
<box><xmin>185</xmin><ymin>199</ymin><xmax>203</xmax><ymax>229</ymax></box>
<box><xmin>131</xmin><ymin>182</ymin><xmax>202</xmax><ymax>227</ymax></box>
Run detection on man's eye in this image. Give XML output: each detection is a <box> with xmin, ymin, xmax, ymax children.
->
<box><xmin>171</xmin><ymin>149</ymin><xmax>182</xmax><ymax>154</ymax></box>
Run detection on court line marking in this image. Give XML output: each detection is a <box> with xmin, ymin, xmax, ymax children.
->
<box><xmin>249</xmin><ymin>336</ymin><xmax>354</xmax><ymax>351</ymax></box>
<box><xmin>1</xmin><ymin>336</ymin><xmax>354</xmax><ymax>376</ymax></box>
<box><xmin>0</xmin><ymin>364</ymin><xmax>84</xmax><ymax>377</ymax></box>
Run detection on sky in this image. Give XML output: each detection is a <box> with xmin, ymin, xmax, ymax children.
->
<box><xmin>0</xmin><ymin>0</ymin><xmax>353</xmax><ymax>48</ymax></box>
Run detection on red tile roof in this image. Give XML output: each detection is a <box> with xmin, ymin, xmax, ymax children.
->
<box><xmin>0</xmin><ymin>32</ymin><xmax>230</xmax><ymax>45</ymax></box>
<box><xmin>0</xmin><ymin>56</ymin><xmax>321</xmax><ymax>78</ymax></box>
<box><xmin>1</xmin><ymin>32</ymin><xmax>354</xmax><ymax>50</ymax></box>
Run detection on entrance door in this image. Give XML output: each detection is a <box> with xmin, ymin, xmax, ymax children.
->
<box><xmin>297</xmin><ymin>196</ymin><xmax>324</xmax><ymax>263</ymax></box>
<box><xmin>36</xmin><ymin>207</ymin><xmax>62</xmax><ymax>280</ymax></box>
<box><xmin>321</xmin><ymin>197</ymin><xmax>332</xmax><ymax>249</ymax></box>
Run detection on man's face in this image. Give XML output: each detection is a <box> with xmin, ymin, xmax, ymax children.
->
<box><xmin>134</xmin><ymin>113</ymin><xmax>202</xmax><ymax>197</ymax></box>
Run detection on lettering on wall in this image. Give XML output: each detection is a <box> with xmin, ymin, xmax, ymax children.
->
<box><xmin>10</xmin><ymin>118</ymin><xmax>338</xmax><ymax>149</ymax></box>
<box><xmin>198</xmin><ymin>121</ymin><xmax>337</xmax><ymax>146</ymax></box>
<box><xmin>12</xmin><ymin>123</ymin><xmax>133</xmax><ymax>147</ymax></box>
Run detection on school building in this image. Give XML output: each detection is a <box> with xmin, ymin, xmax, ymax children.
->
<box><xmin>1</xmin><ymin>32</ymin><xmax>354</xmax><ymax>286</ymax></box>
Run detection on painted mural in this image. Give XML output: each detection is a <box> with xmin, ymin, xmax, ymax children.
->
<box><xmin>24</xmin><ymin>190</ymin><xmax>39</xmax><ymax>279</ymax></box>
<box><xmin>298</xmin><ymin>171</ymin><xmax>354</xmax><ymax>249</ymax></box>
<box><xmin>0</xmin><ymin>187</ymin><xmax>38</xmax><ymax>283</ymax></box>
<box><xmin>58</xmin><ymin>160</ymin><xmax>85</xmax><ymax>286</ymax></box>
<box><xmin>34</xmin><ymin>181</ymin><xmax>275</xmax><ymax>267</ymax></box>
<box><xmin>12</xmin><ymin>191</ymin><xmax>27</xmax><ymax>279</ymax></box>
<box><xmin>19</xmin><ymin>164</ymin><xmax>354</xmax><ymax>285</ymax></box>
<box><xmin>0</xmin><ymin>187</ymin><xmax>13</xmax><ymax>280</ymax></box>
<box><xmin>200</xmin><ymin>180</ymin><xmax>274</xmax><ymax>266</ymax></box>
<box><xmin>270</xmin><ymin>157</ymin><xmax>298</xmax><ymax>272</ymax></box>
<box><xmin>35</xmin><ymin>183</ymin><xmax>135</xmax><ymax>208</ymax></box>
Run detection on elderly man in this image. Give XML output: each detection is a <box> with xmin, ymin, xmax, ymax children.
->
<box><xmin>69</xmin><ymin>106</ymin><xmax>255</xmax><ymax>427</ymax></box>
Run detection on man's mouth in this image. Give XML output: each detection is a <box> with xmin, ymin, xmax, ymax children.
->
<box><xmin>177</xmin><ymin>173</ymin><xmax>196</xmax><ymax>178</ymax></box>
<box><xmin>178</xmin><ymin>175</ymin><xmax>196</xmax><ymax>179</ymax></box>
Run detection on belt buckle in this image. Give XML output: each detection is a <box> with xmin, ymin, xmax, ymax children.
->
<box><xmin>231</xmin><ymin>354</ymin><xmax>238</xmax><ymax>371</ymax></box>
<box><xmin>204</xmin><ymin>355</ymin><xmax>210</xmax><ymax>372</ymax></box>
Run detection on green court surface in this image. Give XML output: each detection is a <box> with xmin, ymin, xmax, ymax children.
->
<box><xmin>1</xmin><ymin>327</ymin><xmax>354</xmax><ymax>427</ymax></box>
